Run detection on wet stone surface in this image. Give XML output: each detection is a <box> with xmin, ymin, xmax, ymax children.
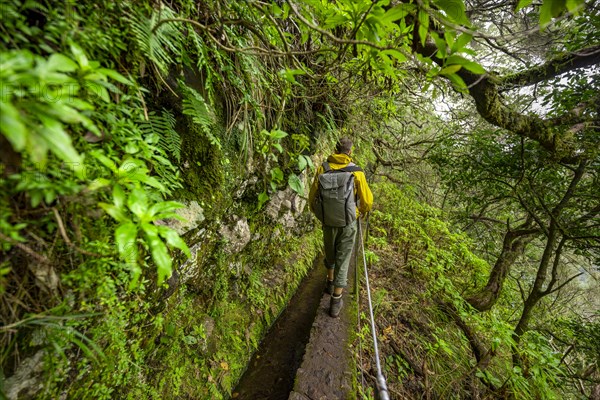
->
<box><xmin>289</xmin><ymin>250</ymin><xmax>357</xmax><ymax>400</ymax></box>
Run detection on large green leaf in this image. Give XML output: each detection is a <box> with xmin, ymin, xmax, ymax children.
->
<box><xmin>90</xmin><ymin>150</ymin><xmax>118</xmax><ymax>173</ymax></box>
<box><xmin>440</xmin><ymin>64</ymin><xmax>462</xmax><ymax>75</ymax></box>
<box><xmin>446</xmin><ymin>55</ymin><xmax>486</xmax><ymax>74</ymax></box>
<box><xmin>127</xmin><ymin>187</ymin><xmax>148</xmax><ymax>219</ymax></box>
<box><xmin>69</xmin><ymin>42</ymin><xmax>89</xmax><ymax>69</ymax></box>
<box><xmin>157</xmin><ymin>226</ymin><xmax>191</xmax><ymax>258</ymax></box>
<box><xmin>462</xmin><ymin>61</ymin><xmax>485</xmax><ymax>74</ymax></box>
<box><xmin>113</xmin><ymin>184</ymin><xmax>126</xmax><ymax>209</ymax></box>
<box><xmin>418</xmin><ymin>11</ymin><xmax>429</xmax><ymax>47</ymax></box>
<box><xmin>46</xmin><ymin>102</ymin><xmax>99</xmax><ymax>135</ymax></box>
<box><xmin>447</xmin><ymin>72</ymin><xmax>468</xmax><ymax>92</ymax></box>
<box><xmin>99</xmin><ymin>203</ymin><xmax>129</xmax><ymax>223</ymax></box>
<box><xmin>515</xmin><ymin>0</ymin><xmax>534</xmax><ymax>12</ymax></box>
<box><xmin>566</xmin><ymin>0</ymin><xmax>585</xmax><ymax>12</ymax></box>
<box><xmin>46</xmin><ymin>53</ymin><xmax>78</xmax><ymax>72</ymax></box>
<box><xmin>37</xmin><ymin>115</ymin><xmax>82</xmax><ymax>164</ymax></box>
<box><xmin>288</xmin><ymin>174</ymin><xmax>304</xmax><ymax>196</ymax></box>
<box><xmin>298</xmin><ymin>155</ymin><xmax>308</xmax><ymax>172</ymax></box>
<box><xmin>271</xmin><ymin>167</ymin><xmax>284</xmax><ymax>183</ymax></box>
<box><xmin>539</xmin><ymin>0</ymin><xmax>567</xmax><ymax>27</ymax></box>
<box><xmin>115</xmin><ymin>222</ymin><xmax>138</xmax><ymax>264</ymax></box>
<box><xmin>433</xmin><ymin>0</ymin><xmax>470</xmax><ymax>25</ymax></box>
<box><xmin>258</xmin><ymin>191</ymin><xmax>269</xmax><ymax>210</ymax></box>
<box><xmin>279</xmin><ymin>68</ymin><xmax>306</xmax><ymax>84</ymax></box>
<box><xmin>0</xmin><ymin>101</ymin><xmax>27</xmax><ymax>151</ymax></box>
<box><xmin>96</xmin><ymin>68</ymin><xmax>133</xmax><ymax>85</ymax></box>
<box><xmin>135</xmin><ymin>174</ymin><xmax>166</xmax><ymax>191</ymax></box>
<box><xmin>87</xmin><ymin>178</ymin><xmax>111</xmax><ymax>191</ymax></box>
<box><xmin>142</xmin><ymin>223</ymin><xmax>172</xmax><ymax>285</ymax></box>
<box><xmin>452</xmin><ymin>33</ymin><xmax>473</xmax><ymax>52</ymax></box>
<box><xmin>381</xmin><ymin>49</ymin><xmax>407</xmax><ymax>62</ymax></box>
<box><xmin>380</xmin><ymin>4</ymin><xmax>415</xmax><ymax>24</ymax></box>
<box><xmin>44</xmin><ymin>102</ymin><xmax>88</xmax><ymax>125</ymax></box>
<box><xmin>147</xmin><ymin>201</ymin><xmax>185</xmax><ymax>218</ymax></box>
<box><xmin>269</xmin><ymin>129</ymin><xmax>288</xmax><ymax>140</ymax></box>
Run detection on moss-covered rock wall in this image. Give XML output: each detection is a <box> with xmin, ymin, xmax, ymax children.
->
<box><xmin>0</xmin><ymin>1</ymin><xmax>337</xmax><ymax>398</ymax></box>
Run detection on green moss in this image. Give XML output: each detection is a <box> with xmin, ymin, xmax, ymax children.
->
<box><xmin>176</xmin><ymin>116</ymin><xmax>225</xmax><ymax>203</ymax></box>
<box><xmin>198</xmin><ymin>227</ymin><xmax>320</xmax><ymax>398</ymax></box>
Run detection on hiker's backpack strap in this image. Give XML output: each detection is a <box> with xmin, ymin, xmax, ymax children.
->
<box><xmin>339</xmin><ymin>162</ymin><xmax>362</xmax><ymax>173</ymax></box>
<box><xmin>322</xmin><ymin>161</ymin><xmax>362</xmax><ymax>173</ymax></box>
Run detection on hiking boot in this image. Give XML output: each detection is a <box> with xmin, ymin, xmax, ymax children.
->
<box><xmin>329</xmin><ymin>295</ymin><xmax>343</xmax><ymax>318</ymax></box>
<box><xmin>325</xmin><ymin>279</ymin><xmax>334</xmax><ymax>295</ymax></box>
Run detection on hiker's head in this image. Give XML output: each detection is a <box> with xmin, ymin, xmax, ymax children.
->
<box><xmin>335</xmin><ymin>137</ymin><xmax>353</xmax><ymax>155</ymax></box>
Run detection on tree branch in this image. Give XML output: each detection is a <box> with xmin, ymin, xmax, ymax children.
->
<box><xmin>499</xmin><ymin>45</ymin><xmax>600</xmax><ymax>89</ymax></box>
<box><xmin>541</xmin><ymin>235</ymin><xmax>567</xmax><ymax>296</ymax></box>
<box><xmin>421</xmin><ymin>41</ymin><xmax>593</xmax><ymax>161</ymax></box>
<box><xmin>52</xmin><ymin>208</ymin><xmax>102</xmax><ymax>258</ymax></box>
<box><xmin>546</xmin><ymin>272</ymin><xmax>585</xmax><ymax>296</ymax></box>
<box><xmin>0</xmin><ymin>232</ymin><xmax>49</xmax><ymax>264</ymax></box>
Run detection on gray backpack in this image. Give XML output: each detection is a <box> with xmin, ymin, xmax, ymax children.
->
<box><xmin>313</xmin><ymin>162</ymin><xmax>362</xmax><ymax>227</ymax></box>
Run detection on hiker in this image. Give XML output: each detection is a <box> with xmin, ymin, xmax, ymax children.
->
<box><xmin>309</xmin><ymin>137</ymin><xmax>373</xmax><ymax>318</ymax></box>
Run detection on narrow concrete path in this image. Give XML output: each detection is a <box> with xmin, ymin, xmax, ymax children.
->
<box><xmin>289</xmin><ymin>251</ymin><xmax>357</xmax><ymax>400</ymax></box>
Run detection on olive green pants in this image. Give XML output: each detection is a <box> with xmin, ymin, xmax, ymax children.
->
<box><xmin>323</xmin><ymin>220</ymin><xmax>357</xmax><ymax>288</ymax></box>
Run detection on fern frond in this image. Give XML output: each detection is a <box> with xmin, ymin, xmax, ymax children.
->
<box><xmin>160</xmin><ymin>110</ymin><xmax>181</xmax><ymax>163</ymax></box>
<box><xmin>127</xmin><ymin>4</ymin><xmax>183</xmax><ymax>75</ymax></box>
<box><xmin>181</xmin><ymin>85</ymin><xmax>222</xmax><ymax>150</ymax></box>
<box><xmin>140</xmin><ymin>110</ymin><xmax>181</xmax><ymax>163</ymax></box>
<box><xmin>137</xmin><ymin>110</ymin><xmax>182</xmax><ymax>194</ymax></box>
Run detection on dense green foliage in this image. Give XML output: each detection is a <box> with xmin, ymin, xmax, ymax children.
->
<box><xmin>0</xmin><ymin>0</ymin><xmax>323</xmax><ymax>397</ymax></box>
<box><xmin>356</xmin><ymin>182</ymin><xmax>597</xmax><ymax>399</ymax></box>
<box><xmin>1</xmin><ymin>0</ymin><xmax>598</xmax><ymax>399</ymax></box>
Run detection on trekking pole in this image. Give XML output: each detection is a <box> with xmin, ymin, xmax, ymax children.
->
<box><xmin>358</xmin><ymin>219</ymin><xmax>390</xmax><ymax>400</ymax></box>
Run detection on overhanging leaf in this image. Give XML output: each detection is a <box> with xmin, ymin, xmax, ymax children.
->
<box><xmin>142</xmin><ymin>223</ymin><xmax>172</xmax><ymax>285</ymax></box>
<box><xmin>515</xmin><ymin>0</ymin><xmax>534</xmax><ymax>12</ymax></box>
<box><xmin>381</xmin><ymin>49</ymin><xmax>407</xmax><ymax>62</ymax></box>
<box><xmin>418</xmin><ymin>11</ymin><xmax>429</xmax><ymax>47</ymax></box>
<box><xmin>258</xmin><ymin>191</ymin><xmax>269</xmax><ymax>210</ymax></box>
<box><xmin>288</xmin><ymin>174</ymin><xmax>304</xmax><ymax>195</ymax></box>
<box><xmin>298</xmin><ymin>155</ymin><xmax>308</xmax><ymax>171</ymax></box>
<box><xmin>440</xmin><ymin>64</ymin><xmax>462</xmax><ymax>75</ymax></box>
<box><xmin>447</xmin><ymin>72</ymin><xmax>468</xmax><ymax>92</ymax></box>
<box><xmin>47</xmin><ymin>53</ymin><xmax>78</xmax><ymax>72</ymax></box>
<box><xmin>380</xmin><ymin>4</ymin><xmax>415</xmax><ymax>24</ymax></box>
<box><xmin>69</xmin><ymin>41</ymin><xmax>89</xmax><ymax>69</ymax></box>
<box><xmin>148</xmin><ymin>201</ymin><xmax>185</xmax><ymax>218</ymax></box>
<box><xmin>271</xmin><ymin>167</ymin><xmax>284</xmax><ymax>183</ymax></box>
<box><xmin>539</xmin><ymin>0</ymin><xmax>566</xmax><ymax>27</ymax></box>
<box><xmin>127</xmin><ymin>187</ymin><xmax>148</xmax><ymax>219</ymax></box>
<box><xmin>97</xmin><ymin>68</ymin><xmax>133</xmax><ymax>85</ymax></box>
<box><xmin>99</xmin><ymin>202</ymin><xmax>129</xmax><ymax>223</ymax></box>
<box><xmin>566</xmin><ymin>0</ymin><xmax>585</xmax><ymax>12</ymax></box>
<box><xmin>157</xmin><ymin>226</ymin><xmax>191</xmax><ymax>258</ymax></box>
<box><xmin>113</xmin><ymin>184</ymin><xmax>126</xmax><ymax>209</ymax></box>
<box><xmin>37</xmin><ymin>115</ymin><xmax>82</xmax><ymax>164</ymax></box>
<box><xmin>462</xmin><ymin>61</ymin><xmax>486</xmax><ymax>74</ymax></box>
<box><xmin>0</xmin><ymin>101</ymin><xmax>27</xmax><ymax>151</ymax></box>
<box><xmin>433</xmin><ymin>0</ymin><xmax>470</xmax><ymax>25</ymax></box>
<box><xmin>452</xmin><ymin>33</ymin><xmax>472</xmax><ymax>52</ymax></box>
<box><xmin>115</xmin><ymin>222</ymin><xmax>138</xmax><ymax>264</ymax></box>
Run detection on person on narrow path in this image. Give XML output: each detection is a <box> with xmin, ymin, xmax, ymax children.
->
<box><xmin>309</xmin><ymin>137</ymin><xmax>373</xmax><ymax>318</ymax></box>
